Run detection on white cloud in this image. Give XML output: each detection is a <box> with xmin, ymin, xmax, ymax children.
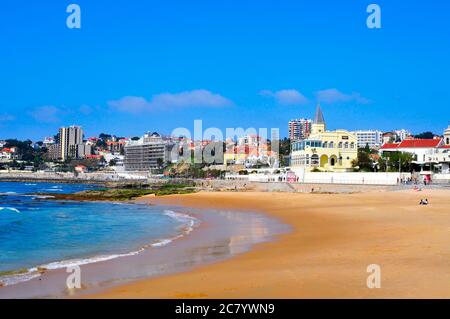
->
<box><xmin>0</xmin><ymin>114</ymin><xmax>15</xmax><ymax>122</ymax></box>
<box><xmin>79</xmin><ymin>104</ymin><xmax>93</xmax><ymax>115</ymax></box>
<box><xmin>260</xmin><ymin>89</ymin><xmax>309</xmax><ymax>105</ymax></box>
<box><xmin>315</xmin><ymin>88</ymin><xmax>371</xmax><ymax>104</ymax></box>
<box><xmin>108</xmin><ymin>89</ymin><xmax>233</xmax><ymax>113</ymax></box>
<box><xmin>29</xmin><ymin>105</ymin><xmax>62</xmax><ymax>123</ymax></box>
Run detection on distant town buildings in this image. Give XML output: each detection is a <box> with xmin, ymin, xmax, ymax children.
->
<box><xmin>0</xmin><ymin>147</ymin><xmax>18</xmax><ymax>161</ymax></box>
<box><xmin>394</xmin><ymin>129</ymin><xmax>412</xmax><ymax>141</ymax></box>
<box><xmin>46</xmin><ymin>144</ymin><xmax>60</xmax><ymax>161</ymax></box>
<box><xmin>224</xmin><ymin>134</ymin><xmax>278</xmax><ymax>168</ymax></box>
<box><xmin>43</xmin><ymin>137</ymin><xmax>55</xmax><ymax>147</ymax></box>
<box><xmin>288</xmin><ymin>118</ymin><xmax>312</xmax><ymax>141</ymax></box>
<box><xmin>106</xmin><ymin>139</ymin><xmax>128</xmax><ymax>154</ymax></box>
<box><xmin>382</xmin><ymin>129</ymin><xmax>412</xmax><ymax>144</ymax></box>
<box><xmin>291</xmin><ymin>105</ymin><xmax>358</xmax><ymax>172</ymax></box>
<box><xmin>352</xmin><ymin>130</ymin><xmax>383</xmax><ymax>149</ymax></box>
<box><xmin>124</xmin><ymin>132</ymin><xmax>177</xmax><ymax>171</ymax></box>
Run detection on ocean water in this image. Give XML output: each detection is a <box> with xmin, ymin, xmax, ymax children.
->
<box><xmin>0</xmin><ymin>182</ymin><xmax>198</xmax><ymax>286</ymax></box>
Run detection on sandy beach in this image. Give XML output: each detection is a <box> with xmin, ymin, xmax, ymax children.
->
<box><xmin>92</xmin><ymin>188</ymin><xmax>450</xmax><ymax>299</ymax></box>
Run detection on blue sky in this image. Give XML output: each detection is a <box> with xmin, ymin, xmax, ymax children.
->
<box><xmin>0</xmin><ymin>0</ymin><xmax>449</xmax><ymax>140</ymax></box>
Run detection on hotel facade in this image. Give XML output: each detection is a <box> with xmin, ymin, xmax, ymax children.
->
<box><xmin>352</xmin><ymin>130</ymin><xmax>383</xmax><ymax>149</ymax></box>
<box><xmin>290</xmin><ymin>105</ymin><xmax>358</xmax><ymax>172</ymax></box>
<box><xmin>124</xmin><ymin>132</ymin><xmax>177</xmax><ymax>171</ymax></box>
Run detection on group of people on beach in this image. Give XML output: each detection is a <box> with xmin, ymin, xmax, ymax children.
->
<box><xmin>397</xmin><ymin>176</ymin><xmax>430</xmax><ymax>185</ymax></box>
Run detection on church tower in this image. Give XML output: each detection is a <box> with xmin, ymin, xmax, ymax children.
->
<box><xmin>311</xmin><ymin>104</ymin><xmax>326</xmax><ymax>134</ymax></box>
<box><xmin>444</xmin><ymin>125</ymin><xmax>450</xmax><ymax>145</ymax></box>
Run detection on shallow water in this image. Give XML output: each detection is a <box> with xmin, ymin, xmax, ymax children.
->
<box><xmin>0</xmin><ymin>182</ymin><xmax>289</xmax><ymax>298</ymax></box>
<box><xmin>0</xmin><ymin>182</ymin><xmax>196</xmax><ymax>286</ymax></box>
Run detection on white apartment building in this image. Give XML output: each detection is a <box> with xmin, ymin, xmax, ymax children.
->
<box><xmin>394</xmin><ymin>129</ymin><xmax>412</xmax><ymax>141</ymax></box>
<box><xmin>124</xmin><ymin>132</ymin><xmax>177</xmax><ymax>171</ymax></box>
<box><xmin>352</xmin><ymin>130</ymin><xmax>383</xmax><ymax>148</ymax></box>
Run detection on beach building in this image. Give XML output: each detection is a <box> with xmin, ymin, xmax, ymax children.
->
<box><xmin>379</xmin><ymin>134</ymin><xmax>450</xmax><ymax>173</ymax></box>
<box><xmin>379</xmin><ymin>138</ymin><xmax>443</xmax><ymax>164</ymax></box>
<box><xmin>290</xmin><ymin>105</ymin><xmax>358</xmax><ymax>172</ymax></box>
<box><xmin>288</xmin><ymin>118</ymin><xmax>312</xmax><ymax>141</ymax></box>
<box><xmin>124</xmin><ymin>132</ymin><xmax>177</xmax><ymax>171</ymax></box>
<box><xmin>352</xmin><ymin>130</ymin><xmax>383</xmax><ymax>149</ymax></box>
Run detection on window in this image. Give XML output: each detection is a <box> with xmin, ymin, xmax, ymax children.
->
<box><xmin>338</xmin><ymin>142</ymin><xmax>343</xmax><ymax>148</ymax></box>
<box><xmin>329</xmin><ymin>142</ymin><xmax>334</xmax><ymax>148</ymax></box>
<box><xmin>323</xmin><ymin>142</ymin><xmax>328</xmax><ymax>148</ymax></box>
<box><xmin>311</xmin><ymin>154</ymin><xmax>319</xmax><ymax>166</ymax></box>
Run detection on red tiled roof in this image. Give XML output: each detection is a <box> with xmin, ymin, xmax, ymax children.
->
<box><xmin>380</xmin><ymin>143</ymin><xmax>399</xmax><ymax>150</ymax></box>
<box><xmin>1</xmin><ymin>147</ymin><xmax>17</xmax><ymax>153</ymax></box>
<box><xmin>85</xmin><ymin>155</ymin><xmax>103</xmax><ymax>159</ymax></box>
<box><xmin>398</xmin><ymin>139</ymin><xmax>442</xmax><ymax>148</ymax></box>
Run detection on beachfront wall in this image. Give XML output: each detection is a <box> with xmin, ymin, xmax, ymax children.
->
<box><xmin>433</xmin><ymin>174</ymin><xmax>450</xmax><ymax>183</ymax></box>
<box><xmin>226</xmin><ymin>168</ymin><xmax>411</xmax><ymax>185</ymax></box>
<box><xmin>290</xmin><ymin>169</ymin><xmax>411</xmax><ymax>185</ymax></box>
<box><xmin>0</xmin><ymin>170</ymin><xmax>149</xmax><ymax>182</ymax></box>
<box><xmin>226</xmin><ymin>171</ymin><xmax>411</xmax><ymax>185</ymax></box>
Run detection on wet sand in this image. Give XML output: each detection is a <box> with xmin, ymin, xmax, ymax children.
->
<box><xmin>93</xmin><ymin>189</ymin><xmax>450</xmax><ymax>298</ymax></box>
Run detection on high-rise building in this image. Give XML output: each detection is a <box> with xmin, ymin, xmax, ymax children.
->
<box><xmin>288</xmin><ymin>118</ymin><xmax>312</xmax><ymax>141</ymax></box>
<box><xmin>46</xmin><ymin>144</ymin><xmax>60</xmax><ymax>161</ymax></box>
<box><xmin>352</xmin><ymin>130</ymin><xmax>383</xmax><ymax>148</ymax></box>
<box><xmin>58</xmin><ymin>126</ymin><xmax>91</xmax><ymax>160</ymax></box>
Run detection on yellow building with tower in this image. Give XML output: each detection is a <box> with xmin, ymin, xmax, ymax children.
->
<box><xmin>290</xmin><ymin>105</ymin><xmax>357</xmax><ymax>172</ymax></box>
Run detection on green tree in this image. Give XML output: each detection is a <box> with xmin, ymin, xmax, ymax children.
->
<box><xmin>274</xmin><ymin>138</ymin><xmax>291</xmax><ymax>167</ymax></box>
<box><xmin>414</xmin><ymin>132</ymin><xmax>435</xmax><ymax>139</ymax></box>
<box><xmin>4</xmin><ymin>139</ymin><xmax>47</xmax><ymax>164</ymax></box>
<box><xmin>109</xmin><ymin>159</ymin><xmax>117</xmax><ymax>166</ymax></box>
<box><xmin>352</xmin><ymin>150</ymin><xmax>373</xmax><ymax>172</ymax></box>
<box><xmin>378</xmin><ymin>151</ymin><xmax>415</xmax><ymax>172</ymax></box>
<box><xmin>352</xmin><ymin>146</ymin><xmax>377</xmax><ymax>172</ymax></box>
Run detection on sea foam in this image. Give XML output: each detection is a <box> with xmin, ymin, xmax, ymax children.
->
<box><xmin>0</xmin><ymin>209</ymin><xmax>200</xmax><ymax>287</ymax></box>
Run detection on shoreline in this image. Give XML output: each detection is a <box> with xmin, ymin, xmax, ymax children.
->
<box><xmin>92</xmin><ymin>190</ymin><xmax>450</xmax><ymax>298</ymax></box>
<box><xmin>0</xmin><ymin>206</ymin><xmax>200</xmax><ymax>289</ymax></box>
<box><xmin>0</xmin><ymin>193</ymin><xmax>286</xmax><ymax>298</ymax></box>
